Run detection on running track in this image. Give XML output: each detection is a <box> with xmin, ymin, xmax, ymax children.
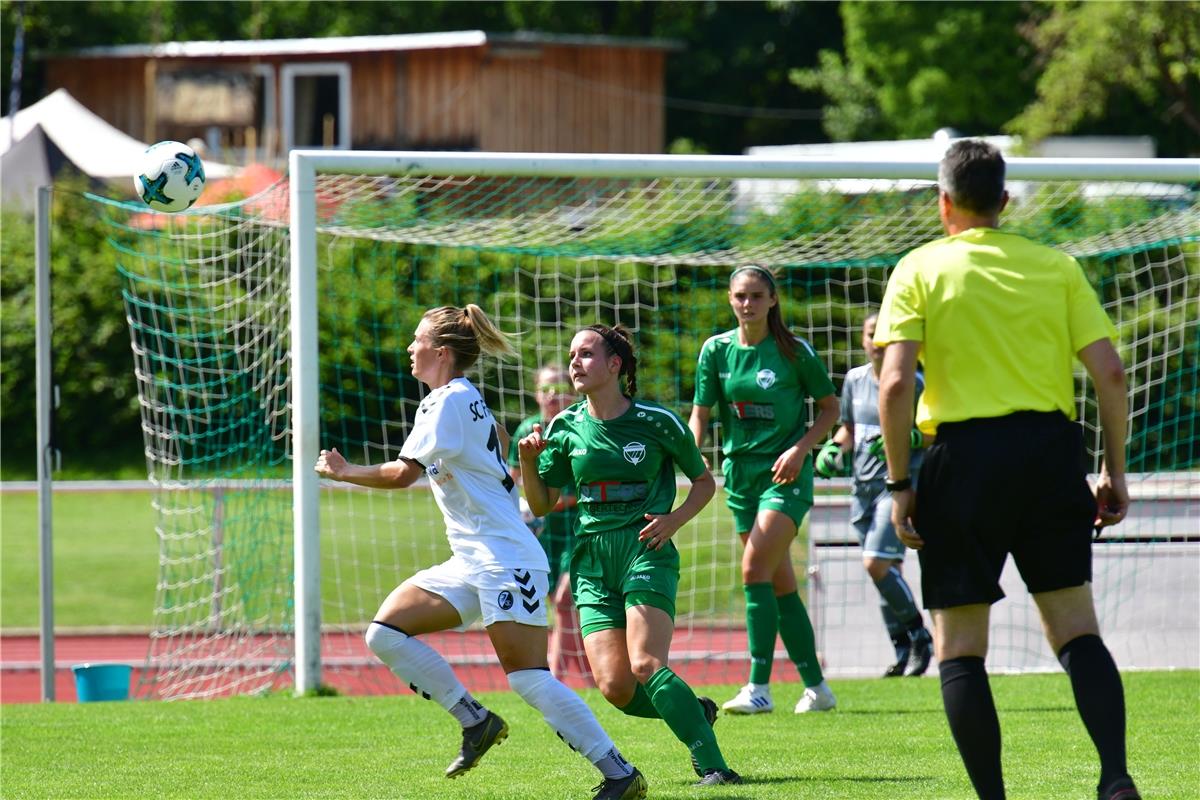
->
<box><xmin>2</xmin><ymin>627</ymin><xmax>753</xmax><ymax>703</ymax></box>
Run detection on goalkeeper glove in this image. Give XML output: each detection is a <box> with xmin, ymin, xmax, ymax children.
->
<box><xmin>814</xmin><ymin>441</ymin><xmax>848</xmax><ymax>479</ymax></box>
<box><xmin>866</xmin><ymin>428</ymin><xmax>925</xmax><ymax>460</ymax></box>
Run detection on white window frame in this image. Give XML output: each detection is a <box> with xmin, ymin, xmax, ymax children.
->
<box><xmin>280</xmin><ymin>62</ymin><xmax>351</xmax><ymax>152</ymax></box>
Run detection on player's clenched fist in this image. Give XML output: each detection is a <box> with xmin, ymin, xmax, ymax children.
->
<box><xmin>314</xmin><ymin>447</ymin><xmax>347</xmax><ymax>479</ymax></box>
<box><xmin>517</xmin><ymin>423</ymin><xmax>549</xmax><ymax>460</ymax></box>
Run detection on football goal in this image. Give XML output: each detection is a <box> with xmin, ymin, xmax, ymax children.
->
<box><xmin>92</xmin><ymin>151</ymin><xmax>1198</xmax><ymax>699</ymax></box>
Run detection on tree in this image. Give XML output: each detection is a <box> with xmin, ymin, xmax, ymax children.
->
<box><xmin>1006</xmin><ymin>1</ymin><xmax>1200</xmax><ymax>156</ymax></box>
<box><xmin>791</xmin><ymin>1</ymin><xmax>1033</xmax><ymax>141</ymax></box>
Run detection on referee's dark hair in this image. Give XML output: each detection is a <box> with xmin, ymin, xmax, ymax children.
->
<box><xmin>938</xmin><ymin>140</ymin><xmax>1006</xmax><ymax>216</ymax></box>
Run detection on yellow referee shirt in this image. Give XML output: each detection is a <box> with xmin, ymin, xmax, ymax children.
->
<box><xmin>874</xmin><ymin>227</ymin><xmax>1118</xmax><ymax>435</ymax></box>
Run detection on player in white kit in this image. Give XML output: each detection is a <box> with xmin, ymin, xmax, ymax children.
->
<box><xmin>315</xmin><ymin>305</ymin><xmax>646</xmax><ymax>800</ymax></box>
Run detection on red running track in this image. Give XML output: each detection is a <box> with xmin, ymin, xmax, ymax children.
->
<box><xmin>2</xmin><ymin>627</ymin><xmax>754</xmax><ymax>704</ymax></box>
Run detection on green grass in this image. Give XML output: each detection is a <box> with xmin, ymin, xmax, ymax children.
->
<box><xmin>1</xmin><ymin>487</ymin><xmax>760</xmax><ymax>629</ymax></box>
<box><xmin>3</xmin><ymin>672</ymin><xmax>1197</xmax><ymax>799</ymax></box>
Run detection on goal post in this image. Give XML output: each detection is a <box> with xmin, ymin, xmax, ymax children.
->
<box><xmin>96</xmin><ymin>149</ymin><xmax>1198</xmax><ymax>699</ymax></box>
<box><xmin>287</xmin><ymin>150</ymin><xmax>1197</xmax><ymax>694</ymax></box>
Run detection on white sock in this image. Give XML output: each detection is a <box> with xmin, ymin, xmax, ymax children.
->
<box><xmin>507</xmin><ymin>668</ymin><xmax>633</xmax><ymax>778</ymax></box>
<box><xmin>365</xmin><ymin>622</ymin><xmax>486</xmax><ymax>726</ymax></box>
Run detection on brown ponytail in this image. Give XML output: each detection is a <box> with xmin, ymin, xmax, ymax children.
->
<box><xmin>586</xmin><ymin>323</ymin><xmax>638</xmax><ymax>397</ymax></box>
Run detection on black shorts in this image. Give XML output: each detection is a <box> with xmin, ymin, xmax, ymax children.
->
<box><xmin>915</xmin><ymin>411</ymin><xmax>1097</xmax><ymax>609</ymax></box>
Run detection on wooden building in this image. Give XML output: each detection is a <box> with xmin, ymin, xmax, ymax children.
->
<box><xmin>41</xmin><ymin>31</ymin><xmax>679</xmax><ymax>162</ymax></box>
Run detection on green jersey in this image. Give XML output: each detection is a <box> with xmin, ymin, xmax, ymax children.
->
<box><xmin>693</xmin><ymin>329</ymin><xmax>836</xmax><ymax>459</ymax></box>
<box><xmin>537</xmin><ymin>398</ymin><xmax>707</xmax><ymax>536</ymax></box>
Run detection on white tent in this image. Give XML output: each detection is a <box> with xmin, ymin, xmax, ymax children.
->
<box><xmin>1</xmin><ymin>88</ymin><xmax>235</xmax><ymax>209</ymax></box>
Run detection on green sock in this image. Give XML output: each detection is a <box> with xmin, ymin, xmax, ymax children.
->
<box><xmin>745</xmin><ymin>582</ymin><xmax>779</xmax><ymax>684</ymax></box>
<box><xmin>646</xmin><ymin>666</ymin><xmax>728</xmax><ymax>772</ymax></box>
<box><xmin>777</xmin><ymin>590</ymin><xmax>825</xmax><ymax>686</ymax></box>
<box><xmin>618</xmin><ymin>682</ymin><xmax>661</xmax><ymax>718</ymax></box>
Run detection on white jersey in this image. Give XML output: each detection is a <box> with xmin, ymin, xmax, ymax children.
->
<box><xmin>399</xmin><ymin>377</ymin><xmax>549</xmax><ymax>572</ymax></box>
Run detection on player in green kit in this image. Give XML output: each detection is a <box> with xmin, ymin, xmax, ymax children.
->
<box><xmin>519</xmin><ymin>324</ymin><xmax>742</xmax><ymax>786</ymax></box>
<box><xmin>689</xmin><ymin>265</ymin><xmax>840</xmax><ymax>715</ymax></box>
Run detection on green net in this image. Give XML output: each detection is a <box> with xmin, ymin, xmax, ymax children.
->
<box><xmin>93</xmin><ymin>164</ymin><xmax>1198</xmax><ymax>699</ymax></box>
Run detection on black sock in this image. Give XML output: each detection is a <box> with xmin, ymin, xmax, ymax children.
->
<box><xmin>939</xmin><ymin>656</ymin><xmax>1005</xmax><ymax>800</ymax></box>
<box><xmin>1057</xmin><ymin>634</ymin><xmax>1129</xmax><ymax>791</ymax></box>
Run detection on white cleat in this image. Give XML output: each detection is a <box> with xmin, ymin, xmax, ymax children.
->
<box><xmin>794</xmin><ymin>681</ymin><xmax>837</xmax><ymax>713</ymax></box>
<box><xmin>721</xmin><ymin>682</ymin><xmax>774</xmax><ymax>714</ymax></box>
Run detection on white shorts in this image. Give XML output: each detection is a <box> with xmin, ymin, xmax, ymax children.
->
<box><xmin>406</xmin><ymin>556</ymin><xmax>551</xmax><ymax>629</ymax></box>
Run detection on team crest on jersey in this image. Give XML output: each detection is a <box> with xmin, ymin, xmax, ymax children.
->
<box><xmin>497</xmin><ymin>590</ymin><xmax>514</xmax><ymax>611</ymax></box>
<box><xmin>623</xmin><ymin>442</ymin><xmax>647</xmax><ymax>464</ymax></box>
<box><xmin>756</xmin><ymin>369</ymin><xmax>777</xmax><ymax>389</ymax></box>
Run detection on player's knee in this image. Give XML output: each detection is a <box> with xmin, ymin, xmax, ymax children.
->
<box><xmin>506</xmin><ymin>666</ymin><xmax>552</xmax><ymax>702</ymax></box>
<box><xmin>364</xmin><ymin>620</ymin><xmax>406</xmax><ymax>658</ymax></box>
<box><xmin>863</xmin><ymin>558</ymin><xmax>893</xmax><ymax>581</ymax></box>
<box><xmin>595</xmin><ymin>672</ymin><xmax>636</xmax><ymax>707</ymax></box>
<box><xmin>628</xmin><ymin>653</ymin><xmax>664</xmax><ymax>685</ymax></box>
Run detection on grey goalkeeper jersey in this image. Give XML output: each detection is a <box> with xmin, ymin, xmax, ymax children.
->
<box><xmin>840</xmin><ymin>364</ymin><xmax>925</xmax><ymax>484</ymax></box>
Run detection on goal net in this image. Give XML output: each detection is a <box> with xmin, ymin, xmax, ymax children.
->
<box><xmin>92</xmin><ymin>152</ymin><xmax>1198</xmax><ymax>699</ymax></box>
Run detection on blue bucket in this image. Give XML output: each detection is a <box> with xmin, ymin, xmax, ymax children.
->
<box><xmin>72</xmin><ymin>663</ymin><xmax>132</xmax><ymax>702</ymax></box>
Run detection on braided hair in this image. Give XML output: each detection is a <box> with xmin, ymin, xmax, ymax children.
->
<box><xmin>586</xmin><ymin>323</ymin><xmax>638</xmax><ymax>397</ymax></box>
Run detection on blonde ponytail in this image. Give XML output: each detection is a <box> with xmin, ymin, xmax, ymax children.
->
<box><xmin>423</xmin><ymin>304</ymin><xmax>516</xmax><ymax>370</ymax></box>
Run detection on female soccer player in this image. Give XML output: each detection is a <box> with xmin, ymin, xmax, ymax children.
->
<box><xmin>688</xmin><ymin>265</ymin><xmax>840</xmax><ymax>715</ymax></box>
<box><xmin>519</xmin><ymin>324</ymin><xmax>741</xmax><ymax>786</ymax></box>
<box><xmin>507</xmin><ymin>364</ymin><xmax>591</xmax><ymax>684</ymax></box>
<box><xmin>315</xmin><ymin>305</ymin><xmax>646</xmax><ymax>800</ymax></box>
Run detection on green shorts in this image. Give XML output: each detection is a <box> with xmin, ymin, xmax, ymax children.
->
<box><xmin>571</xmin><ymin>528</ymin><xmax>678</xmax><ymax>637</ymax></box>
<box><xmin>722</xmin><ymin>454</ymin><xmax>814</xmax><ymax>535</ymax></box>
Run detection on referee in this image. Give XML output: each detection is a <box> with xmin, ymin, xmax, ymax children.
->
<box><xmin>874</xmin><ymin>140</ymin><xmax>1138</xmax><ymax>800</ymax></box>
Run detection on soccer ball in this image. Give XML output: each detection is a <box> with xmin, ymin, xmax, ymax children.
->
<box><xmin>134</xmin><ymin>140</ymin><xmax>206</xmax><ymax>213</ymax></box>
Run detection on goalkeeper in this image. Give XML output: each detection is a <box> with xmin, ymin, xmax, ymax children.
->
<box><xmin>814</xmin><ymin>313</ymin><xmax>933</xmax><ymax>677</ymax></box>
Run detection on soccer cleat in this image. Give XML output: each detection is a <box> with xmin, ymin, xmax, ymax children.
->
<box><xmin>884</xmin><ymin>646</ymin><xmax>911</xmax><ymax>677</ymax></box>
<box><xmin>691</xmin><ymin>696</ymin><xmax>720</xmax><ymax>776</ymax></box>
<box><xmin>1098</xmin><ymin>776</ymin><xmax>1141</xmax><ymax>800</ymax></box>
<box><xmin>794</xmin><ymin>681</ymin><xmax>837</xmax><ymax>713</ymax></box>
<box><xmin>905</xmin><ymin>627</ymin><xmax>934</xmax><ymax>677</ymax></box>
<box><xmin>721</xmin><ymin>682</ymin><xmax>774</xmax><ymax>714</ymax></box>
<box><xmin>592</xmin><ymin>768</ymin><xmax>648</xmax><ymax>800</ymax></box>
<box><xmin>445</xmin><ymin>711</ymin><xmax>509</xmax><ymax>778</ymax></box>
<box><xmin>696</xmin><ymin>768</ymin><xmax>743</xmax><ymax>786</ymax></box>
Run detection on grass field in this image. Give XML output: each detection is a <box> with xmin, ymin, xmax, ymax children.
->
<box><xmin>1</xmin><ymin>487</ymin><xmax>753</xmax><ymax>629</ymax></box>
<box><xmin>3</xmin><ymin>672</ymin><xmax>1197</xmax><ymax>799</ymax></box>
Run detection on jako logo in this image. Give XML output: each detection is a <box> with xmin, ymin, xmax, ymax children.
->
<box><xmin>497</xmin><ymin>591</ymin><xmax>514</xmax><ymax>610</ymax></box>
<box><xmin>756</xmin><ymin>369</ymin><xmax>777</xmax><ymax>389</ymax></box>
<box><xmin>623</xmin><ymin>442</ymin><xmax>647</xmax><ymax>464</ymax></box>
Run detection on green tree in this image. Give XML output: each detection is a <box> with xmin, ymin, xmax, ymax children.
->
<box><xmin>791</xmin><ymin>1</ymin><xmax>1033</xmax><ymax>141</ymax></box>
<box><xmin>1006</xmin><ymin>1</ymin><xmax>1200</xmax><ymax>156</ymax></box>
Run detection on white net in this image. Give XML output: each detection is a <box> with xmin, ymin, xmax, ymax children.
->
<box><xmin>94</xmin><ymin>159</ymin><xmax>1199</xmax><ymax>699</ymax></box>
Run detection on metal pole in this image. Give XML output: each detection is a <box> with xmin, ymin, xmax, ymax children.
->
<box><xmin>289</xmin><ymin>152</ymin><xmax>321</xmax><ymax>693</ymax></box>
<box><xmin>35</xmin><ymin>185</ymin><xmax>55</xmax><ymax>702</ymax></box>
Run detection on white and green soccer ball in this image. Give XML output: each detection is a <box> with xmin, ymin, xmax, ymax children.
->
<box><xmin>134</xmin><ymin>140</ymin><xmax>206</xmax><ymax>213</ymax></box>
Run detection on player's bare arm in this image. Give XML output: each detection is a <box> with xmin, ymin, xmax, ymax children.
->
<box><xmin>1078</xmin><ymin>337</ymin><xmax>1130</xmax><ymax>528</ymax></box>
<box><xmin>772</xmin><ymin>393</ymin><xmax>838</xmax><ymax>484</ymax></box>
<box><xmin>878</xmin><ymin>341</ymin><xmax>921</xmax><ymax>548</ymax></box>
<box><xmin>517</xmin><ymin>423</ymin><xmax>560</xmax><ymax>515</ymax></box>
<box><xmin>639</xmin><ymin>468</ymin><xmax>716</xmax><ymax>550</ymax></box>
<box><xmin>688</xmin><ymin>404</ymin><xmax>713</xmax><ymax>469</ymax></box>
<box><xmin>314</xmin><ymin>447</ymin><xmax>424</xmax><ymax>489</ymax></box>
